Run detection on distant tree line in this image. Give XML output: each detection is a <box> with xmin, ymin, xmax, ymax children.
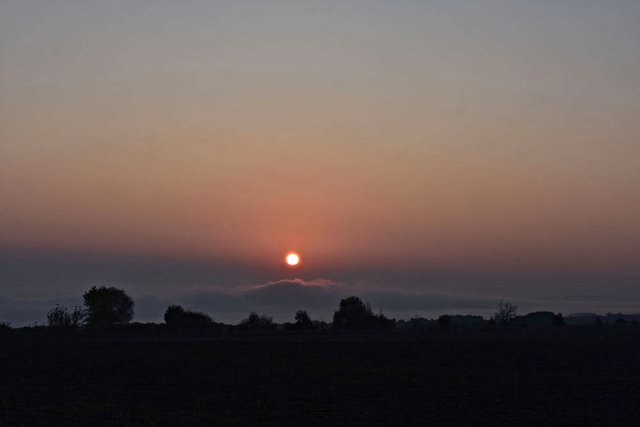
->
<box><xmin>1</xmin><ymin>287</ymin><xmax>635</xmax><ymax>336</ymax></box>
<box><xmin>35</xmin><ymin>286</ymin><xmax>395</xmax><ymax>332</ymax></box>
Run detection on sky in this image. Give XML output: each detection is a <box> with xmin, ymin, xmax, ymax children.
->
<box><xmin>1</xmin><ymin>1</ymin><xmax>639</xmax><ymax>325</ymax></box>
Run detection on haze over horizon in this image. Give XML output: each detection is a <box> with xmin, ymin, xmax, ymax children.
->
<box><xmin>1</xmin><ymin>1</ymin><xmax>639</xmax><ymax>325</ymax></box>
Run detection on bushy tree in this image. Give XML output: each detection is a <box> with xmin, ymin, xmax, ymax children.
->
<box><xmin>332</xmin><ymin>296</ymin><xmax>391</xmax><ymax>330</ymax></box>
<box><xmin>164</xmin><ymin>305</ymin><xmax>213</xmax><ymax>329</ymax></box>
<box><xmin>83</xmin><ymin>286</ymin><xmax>134</xmax><ymax>327</ymax></box>
<box><xmin>239</xmin><ymin>311</ymin><xmax>275</xmax><ymax>331</ymax></box>
<box><xmin>47</xmin><ymin>305</ymin><xmax>84</xmax><ymax>327</ymax></box>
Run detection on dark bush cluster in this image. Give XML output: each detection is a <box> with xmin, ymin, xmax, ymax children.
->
<box><xmin>47</xmin><ymin>305</ymin><xmax>85</xmax><ymax>328</ymax></box>
<box><xmin>238</xmin><ymin>311</ymin><xmax>276</xmax><ymax>331</ymax></box>
<box><xmin>164</xmin><ymin>305</ymin><xmax>214</xmax><ymax>329</ymax></box>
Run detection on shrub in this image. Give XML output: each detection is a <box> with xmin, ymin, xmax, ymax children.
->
<box><xmin>47</xmin><ymin>305</ymin><xmax>85</xmax><ymax>327</ymax></box>
<box><xmin>164</xmin><ymin>305</ymin><xmax>213</xmax><ymax>329</ymax></box>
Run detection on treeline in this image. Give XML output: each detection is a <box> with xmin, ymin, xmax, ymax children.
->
<box><xmin>0</xmin><ymin>286</ymin><xmax>393</xmax><ymax>334</ymax></box>
<box><xmin>0</xmin><ymin>286</ymin><xmax>637</xmax><ymax>336</ymax></box>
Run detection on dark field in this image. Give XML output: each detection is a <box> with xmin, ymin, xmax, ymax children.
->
<box><xmin>2</xmin><ymin>329</ymin><xmax>640</xmax><ymax>426</ymax></box>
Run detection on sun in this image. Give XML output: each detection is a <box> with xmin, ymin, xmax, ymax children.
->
<box><xmin>285</xmin><ymin>252</ymin><xmax>300</xmax><ymax>266</ymax></box>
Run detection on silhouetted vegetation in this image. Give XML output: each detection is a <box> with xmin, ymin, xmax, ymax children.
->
<box><xmin>238</xmin><ymin>311</ymin><xmax>275</xmax><ymax>331</ymax></box>
<box><xmin>164</xmin><ymin>305</ymin><xmax>214</xmax><ymax>329</ymax></box>
<box><xmin>499</xmin><ymin>311</ymin><xmax>564</xmax><ymax>329</ymax></box>
<box><xmin>332</xmin><ymin>296</ymin><xmax>392</xmax><ymax>330</ymax></box>
<box><xmin>83</xmin><ymin>286</ymin><xmax>134</xmax><ymax>327</ymax></box>
<box><xmin>46</xmin><ymin>305</ymin><xmax>84</xmax><ymax>328</ymax></box>
<box><xmin>554</xmin><ymin>312</ymin><xmax>564</xmax><ymax>326</ymax></box>
<box><xmin>438</xmin><ymin>314</ymin><xmax>451</xmax><ymax>330</ymax></box>
<box><xmin>294</xmin><ymin>309</ymin><xmax>314</xmax><ymax>330</ymax></box>
<box><xmin>405</xmin><ymin>316</ymin><xmax>432</xmax><ymax>332</ymax></box>
<box><xmin>0</xmin><ymin>321</ymin><xmax>11</xmax><ymax>335</ymax></box>
<box><xmin>494</xmin><ymin>301</ymin><xmax>517</xmax><ymax>325</ymax></box>
<box><xmin>21</xmin><ymin>289</ymin><xmax>640</xmax><ymax>338</ymax></box>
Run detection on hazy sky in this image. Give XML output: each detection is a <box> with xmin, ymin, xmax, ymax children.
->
<box><xmin>1</xmin><ymin>1</ymin><xmax>639</xmax><ymax>324</ymax></box>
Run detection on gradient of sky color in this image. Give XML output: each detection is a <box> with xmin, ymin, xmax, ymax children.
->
<box><xmin>1</xmin><ymin>1</ymin><xmax>639</xmax><ymax>324</ymax></box>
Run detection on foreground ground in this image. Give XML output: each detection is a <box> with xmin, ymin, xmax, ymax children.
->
<box><xmin>1</xmin><ymin>328</ymin><xmax>640</xmax><ymax>425</ymax></box>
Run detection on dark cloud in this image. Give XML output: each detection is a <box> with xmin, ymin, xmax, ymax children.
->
<box><xmin>244</xmin><ymin>279</ymin><xmax>341</xmax><ymax>309</ymax></box>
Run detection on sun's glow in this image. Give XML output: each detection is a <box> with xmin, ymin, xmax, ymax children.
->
<box><xmin>286</xmin><ymin>252</ymin><xmax>300</xmax><ymax>266</ymax></box>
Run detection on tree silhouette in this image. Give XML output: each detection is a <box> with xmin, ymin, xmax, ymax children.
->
<box><xmin>332</xmin><ymin>296</ymin><xmax>391</xmax><ymax>330</ymax></box>
<box><xmin>494</xmin><ymin>301</ymin><xmax>517</xmax><ymax>325</ymax></box>
<box><xmin>83</xmin><ymin>286</ymin><xmax>134</xmax><ymax>327</ymax></box>
<box><xmin>294</xmin><ymin>310</ymin><xmax>314</xmax><ymax>330</ymax></box>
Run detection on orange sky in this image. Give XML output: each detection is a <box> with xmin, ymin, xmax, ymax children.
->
<box><xmin>1</xmin><ymin>1</ymin><xmax>639</xmax><ymax>274</ymax></box>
